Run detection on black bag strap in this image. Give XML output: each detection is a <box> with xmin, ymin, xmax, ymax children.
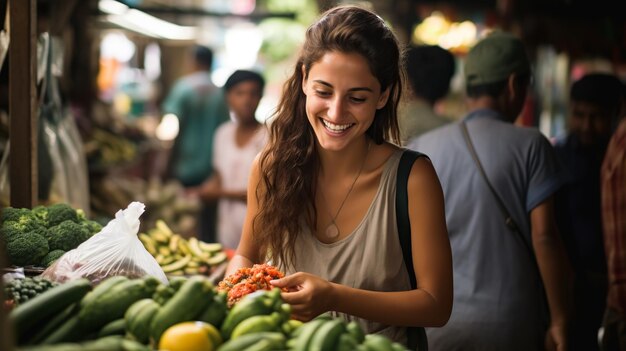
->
<box><xmin>396</xmin><ymin>149</ymin><xmax>429</xmax><ymax>351</ymax></box>
<box><xmin>459</xmin><ymin>121</ymin><xmax>535</xmax><ymax>259</ymax></box>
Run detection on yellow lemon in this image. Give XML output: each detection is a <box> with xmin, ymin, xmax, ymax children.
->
<box><xmin>158</xmin><ymin>321</ymin><xmax>222</xmax><ymax>351</ymax></box>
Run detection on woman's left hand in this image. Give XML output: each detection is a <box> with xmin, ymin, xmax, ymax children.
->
<box><xmin>270</xmin><ymin>272</ymin><xmax>335</xmax><ymax>321</ymax></box>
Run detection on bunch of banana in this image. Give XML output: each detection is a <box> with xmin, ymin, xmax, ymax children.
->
<box><xmin>138</xmin><ymin>219</ymin><xmax>227</xmax><ymax>276</ymax></box>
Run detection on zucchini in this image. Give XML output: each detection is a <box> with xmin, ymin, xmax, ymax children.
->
<box><xmin>17</xmin><ymin>336</ymin><xmax>149</xmax><ymax>351</ymax></box>
<box><xmin>80</xmin><ymin>276</ymin><xmax>128</xmax><ymax>309</ymax></box>
<box><xmin>337</xmin><ymin>333</ymin><xmax>359</xmax><ymax>351</ymax></box>
<box><xmin>97</xmin><ymin>318</ymin><xmax>126</xmax><ymax>338</ymax></box>
<box><xmin>150</xmin><ymin>276</ymin><xmax>213</xmax><ymax>343</ymax></box>
<box><xmin>124</xmin><ymin>299</ymin><xmax>155</xmax><ymax>322</ymax></box>
<box><xmin>291</xmin><ymin>319</ymin><xmax>327</xmax><ymax>351</ymax></box>
<box><xmin>198</xmin><ymin>292</ymin><xmax>227</xmax><ymax>328</ymax></box>
<box><xmin>218</xmin><ymin>332</ymin><xmax>285</xmax><ymax>351</ymax></box>
<box><xmin>230</xmin><ymin>313</ymin><xmax>281</xmax><ymax>339</ymax></box>
<box><xmin>346</xmin><ymin>320</ymin><xmax>365</xmax><ymax>343</ymax></box>
<box><xmin>307</xmin><ymin>319</ymin><xmax>345</xmax><ymax>351</ymax></box>
<box><xmin>363</xmin><ymin>334</ymin><xmax>395</xmax><ymax>351</ymax></box>
<box><xmin>10</xmin><ymin>278</ymin><xmax>91</xmax><ymax>340</ymax></box>
<box><xmin>79</xmin><ymin>278</ymin><xmax>156</xmax><ymax>331</ymax></box>
<box><xmin>391</xmin><ymin>342</ymin><xmax>410</xmax><ymax>351</ymax></box>
<box><xmin>220</xmin><ymin>292</ymin><xmax>275</xmax><ymax>340</ymax></box>
<box><xmin>126</xmin><ymin>299</ymin><xmax>160</xmax><ymax>344</ymax></box>
<box><xmin>40</xmin><ymin>314</ymin><xmax>83</xmax><ymax>345</ymax></box>
<box><xmin>16</xmin><ymin>343</ymin><xmax>84</xmax><ymax>351</ymax></box>
<box><xmin>27</xmin><ymin>303</ymin><xmax>79</xmax><ymax>345</ymax></box>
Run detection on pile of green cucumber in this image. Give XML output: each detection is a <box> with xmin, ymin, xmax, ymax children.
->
<box><xmin>7</xmin><ymin>275</ymin><xmax>409</xmax><ymax>351</ymax></box>
<box><xmin>217</xmin><ymin>289</ymin><xmax>410</xmax><ymax>351</ymax></box>
<box><xmin>9</xmin><ymin>276</ymin><xmax>159</xmax><ymax>350</ymax></box>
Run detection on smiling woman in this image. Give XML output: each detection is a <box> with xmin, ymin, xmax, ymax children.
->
<box><xmin>225</xmin><ymin>5</ymin><xmax>453</xmax><ymax>349</ymax></box>
<box><xmin>303</xmin><ymin>51</ymin><xmax>390</xmax><ymax>152</ymax></box>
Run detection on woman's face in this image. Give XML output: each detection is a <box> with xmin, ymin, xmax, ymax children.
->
<box><xmin>226</xmin><ymin>80</ymin><xmax>263</xmax><ymax>124</ymax></box>
<box><xmin>302</xmin><ymin>51</ymin><xmax>389</xmax><ymax>151</ymax></box>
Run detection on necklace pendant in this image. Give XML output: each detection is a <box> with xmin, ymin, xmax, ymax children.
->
<box><xmin>325</xmin><ymin>222</ymin><xmax>340</xmax><ymax>239</ymax></box>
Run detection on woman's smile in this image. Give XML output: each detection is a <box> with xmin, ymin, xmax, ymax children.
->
<box><xmin>320</xmin><ymin>118</ymin><xmax>355</xmax><ymax>134</ymax></box>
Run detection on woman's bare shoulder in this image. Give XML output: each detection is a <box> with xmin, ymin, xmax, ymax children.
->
<box><xmin>368</xmin><ymin>142</ymin><xmax>401</xmax><ymax>169</ymax></box>
<box><xmin>407</xmin><ymin>154</ymin><xmax>442</xmax><ymax>196</ymax></box>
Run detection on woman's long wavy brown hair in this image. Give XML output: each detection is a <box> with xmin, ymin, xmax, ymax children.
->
<box><xmin>254</xmin><ymin>5</ymin><xmax>403</xmax><ymax>269</ymax></box>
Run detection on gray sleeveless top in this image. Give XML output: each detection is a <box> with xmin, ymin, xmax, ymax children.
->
<box><xmin>280</xmin><ymin>149</ymin><xmax>411</xmax><ymax>344</ymax></box>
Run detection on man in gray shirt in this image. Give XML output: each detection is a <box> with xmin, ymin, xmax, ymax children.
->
<box><xmin>398</xmin><ymin>45</ymin><xmax>456</xmax><ymax>145</ymax></box>
<box><xmin>408</xmin><ymin>32</ymin><xmax>571</xmax><ymax>351</ymax></box>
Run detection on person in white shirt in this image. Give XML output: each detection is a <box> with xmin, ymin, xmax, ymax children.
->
<box><xmin>194</xmin><ymin>70</ymin><xmax>268</xmax><ymax>250</ymax></box>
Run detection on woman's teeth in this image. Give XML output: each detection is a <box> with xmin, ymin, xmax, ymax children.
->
<box><xmin>321</xmin><ymin>119</ymin><xmax>352</xmax><ymax>132</ymax></box>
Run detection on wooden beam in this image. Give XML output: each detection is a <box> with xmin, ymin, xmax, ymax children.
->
<box><xmin>9</xmin><ymin>0</ymin><xmax>37</xmax><ymax>208</ymax></box>
<box><xmin>50</xmin><ymin>0</ymin><xmax>77</xmax><ymax>35</ymax></box>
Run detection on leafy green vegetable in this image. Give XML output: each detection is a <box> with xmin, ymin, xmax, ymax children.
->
<box><xmin>47</xmin><ymin>203</ymin><xmax>79</xmax><ymax>227</ymax></box>
<box><xmin>41</xmin><ymin>249</ymin><xmax>66</xmax><ymax>267</ymax></box>
<box><xmin>48</xmin><ymin>220</ymin><xmax>90</xmax><ymax>251</ymax></box>
<box><xmin>6</xmin><ymin>232</ymin><xmax>49</xmax><ymax>267</ymax></box>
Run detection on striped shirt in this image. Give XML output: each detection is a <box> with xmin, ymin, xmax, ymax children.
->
<box><xmin>602</xmin><ymin>118</ymin><xmax>626</xmax><ymax>316</ymax></box>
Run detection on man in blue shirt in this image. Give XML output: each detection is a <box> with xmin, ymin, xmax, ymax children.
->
<box><xmin>162</xmin><ymin>45</ymin><xmax>229</xmax><ymax>242</ymax></box>
<box><xmin>408</xmin><ymin>32</ymin><xmax>571</xmax><ymax>351</ymax></box>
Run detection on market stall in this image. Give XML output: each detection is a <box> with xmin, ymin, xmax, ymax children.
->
<box><xmin>1</xmin><ymin>202</ymin><xmax>406</xmax><ymax>350</ymax></box>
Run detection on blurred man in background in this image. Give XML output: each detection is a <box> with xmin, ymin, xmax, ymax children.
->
<box><xmin>162</xmin><ymin>45</ymin><xmax>229</xmax><ymax>243</ymax></box>
<box><xmin>553</xmin><ymin>73</ymin><xmax>624</xmax><ymax>351</ymax></box>
<box><xmin>398</xmin><ymin>45</ymin><xmax>455</xmax><ymax>145</ymax></box>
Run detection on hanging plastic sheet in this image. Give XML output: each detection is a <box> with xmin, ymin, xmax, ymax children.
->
<box><xmin>40</xmin><ymin>34</ymin><xmax>90</xmax><ymax>213</ymax></box>
<box><xmin>0</xmin><ymin>33</ymin><xmax>89</xmax><ymax>213</ymax></box>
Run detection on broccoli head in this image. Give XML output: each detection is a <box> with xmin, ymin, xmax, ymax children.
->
<box><xmin>48</xmin><ymin>220</ymin><xmax>90</xmax><ymax>251</ymax></box>
<box><xmin>1</xmin><ymin>224</ymin><xmax>23</xmax><ymax>244</ymax></box>
<box><xmin>81</xmin><ymin>220</ymin><xmax>103</xmax><ymax>235</ymax></box>
<box><xmin>47</xmin><ymin>203</ymin><xmax>79</xmax><ymax>227</ymax></box>
<box><xmin>74</xmin><ymin>209</ymin><xmax>103</xmax><ymax>235</ymax></box>
<box><xmin>1</xmin><ymin>207</ymin><xmax>31</xmax><ymax>224</ymax></box>
<box><xmin>2</xmin><ymin>213</ymin><xmax>46</xmax><ymax>233</ymax></box>
<box><xmin>2</xmin><ymin>224</ymin><xmax>50</xmax><ymax>244</ymax></box>
<box><xmin>5</xmin><ymin>232</ymin><xmax>49</xmax><ymax>267</ymax></box>
<box><xmin>32</xmin><ymin>205</ymin><xmax>50</xmax><ymax>227</ymax></box>
<box><xmin>14</xmin><ymin>215</ymin><xmax>47</xmax><ymax>232</ymax></box>
<box><xmin>40</xmin><ymin>249</ymin><xmax>66</xmax><ymax>267</ymax></box>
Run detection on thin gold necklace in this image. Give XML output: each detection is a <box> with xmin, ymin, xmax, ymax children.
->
<box><xmin>320</xmin><ymin>139</ymin><xmax>371</xmax><ymax>240</ymax></box>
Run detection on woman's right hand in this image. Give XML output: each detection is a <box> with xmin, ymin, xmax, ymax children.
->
<box><xmin>545</xmin><ymin>321</ymin><xmax>567</xmax><ymax>351</ymax></box>
<box><xmin>270</xmin><ymin>272</ymin><xmax>336</xmax><ymax>321</ymax></box>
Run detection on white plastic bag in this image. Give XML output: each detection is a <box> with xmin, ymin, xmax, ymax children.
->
<box><xmin>41</xmin><ymin>202</ymin><xmax>167</xmax><ymax>285</ymax></box>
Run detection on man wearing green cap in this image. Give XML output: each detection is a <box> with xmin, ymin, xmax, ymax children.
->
<box><xmin>408</xmin><ymin>32</ymin><xmax>571</xmax><ymax>350</ymax></box>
